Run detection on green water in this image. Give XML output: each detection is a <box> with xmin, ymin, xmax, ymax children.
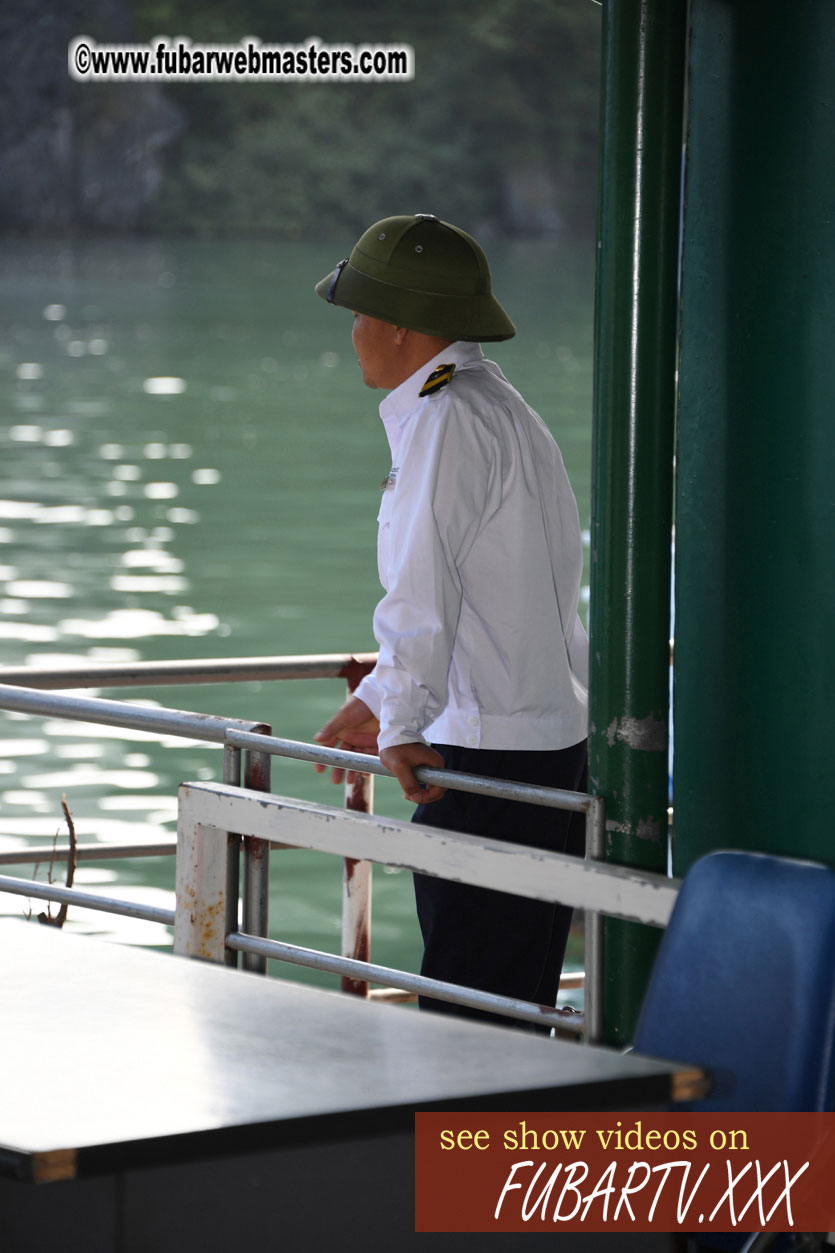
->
<box><xmin>0</xmin><ymin>238</ymin><xmax>594</xmax><ymax>990</ymax></box>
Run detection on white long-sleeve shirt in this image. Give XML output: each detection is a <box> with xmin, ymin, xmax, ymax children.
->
<box><xmin>354</xmin><ymin>340</ymin><xmax>588</xmax><ymax>754</ymax></box>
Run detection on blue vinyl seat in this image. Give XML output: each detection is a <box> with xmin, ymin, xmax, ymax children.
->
<box><xmin>634</xmin><ymin>849</ymin><xmax>835</xmax><ymax>1111</ymax></box>
<box><xmin>632</xmin><ymin>850</ymin><xmax>835</xmax><ymax>1253</ymax></box>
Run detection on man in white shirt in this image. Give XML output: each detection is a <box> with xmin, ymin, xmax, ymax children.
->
<box><xmin>314</xmin><ymin>214</ymin><xmax>588</xmax><ymax>1029</ymax></box>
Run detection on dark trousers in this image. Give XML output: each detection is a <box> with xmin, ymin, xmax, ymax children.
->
<box><xmin>412</xmin><ymin>739</ymin><xmax>587</xmax><ymax>1031</ymax></box>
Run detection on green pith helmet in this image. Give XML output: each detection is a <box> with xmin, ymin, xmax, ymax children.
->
<box><xmin>315</xmin><ymin>213</ymin><xmax>516</xmax><ymax>342</ymax></box>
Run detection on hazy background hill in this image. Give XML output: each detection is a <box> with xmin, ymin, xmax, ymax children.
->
<box><xmin>1</xmin><ymin>0</ymin><xmax>600</xmax><ymax>240</ymax></box>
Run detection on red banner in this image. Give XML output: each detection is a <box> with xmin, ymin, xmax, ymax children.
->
<box><xmin>415</xmin><ymin>1112</ymin><xmax>835</xmax><ymax>1233</ymax></box>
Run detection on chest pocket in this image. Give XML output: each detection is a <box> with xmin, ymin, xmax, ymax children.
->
<box><xmin>377</xmin><ymin>488</ymin><xmax>395</xmax><ymax>590</ymax></box>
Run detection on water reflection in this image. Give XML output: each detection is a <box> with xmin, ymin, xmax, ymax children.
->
<box><xmin>143</xmin><ymin>377</ymin><xmax>186</xmax><ymax>395</ymax></box>
<box><xmin>7</xmin><ymin>580</ymin><xmax>72</xmax><ymax>598</ymax></box>
<box><xmin>22</xmin><ymin>766</ymin><xmax>160</xmax><ymax>789</ymax></box>
<box><xmin>58</xmin><ymin>607</ymin><xmax>218</xmax><ymax>637</ymax></box>
<box><xmin>0</xmin><ymin>622</ymin><xmax>59</xmax><ymax>641</ymax></box>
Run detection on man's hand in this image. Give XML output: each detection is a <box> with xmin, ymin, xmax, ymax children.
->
<box><xmin>314</xmin><ymin>697</ymin><xmax>380</xmax><ymax>785</ymax></box>
<box><xmin>380</xmin><ymin>742</ymin><xmax>446</xmax><ymax>805</ymax></box>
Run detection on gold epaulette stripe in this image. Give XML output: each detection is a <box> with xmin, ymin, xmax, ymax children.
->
<box><xmin>419</xmin><ymin>362</ymin><xmax>456</xmax><ymax>397</ymax></box>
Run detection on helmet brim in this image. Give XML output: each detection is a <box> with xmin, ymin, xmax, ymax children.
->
<box><xmin>315</xmin><ymin>260</ymin><xmax>516</xmax><ymax>342</ymax></box>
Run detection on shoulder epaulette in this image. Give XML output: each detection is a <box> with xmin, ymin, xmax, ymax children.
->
<box><xmin>419</xmin><ymin>362</ymin><xmax>456</xmax><ymax>397</ymax></box>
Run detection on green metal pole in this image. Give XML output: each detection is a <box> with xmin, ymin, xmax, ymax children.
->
<box><xmin>674</xmin><ymin>0</ymin><xmax>835</xmax><ymax>872</ymax></box>
<box><xmin>590</xmin><ymin>0</ymin><xmax>687</xmax><ymax>1044</ymax></box>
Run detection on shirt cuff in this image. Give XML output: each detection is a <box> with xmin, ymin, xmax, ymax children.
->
<box><xmin>376</xmin><ymin>726</ymin><xmax>429</xmax><ymax>754</ymax></box>
<box><xmin>352</xmin><ymin>672</ymin><xmax>383</xmax><ymax>718</ymax></box>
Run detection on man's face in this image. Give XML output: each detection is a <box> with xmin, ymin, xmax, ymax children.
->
<box><xmin>351</xmin><ymin>313</ymin><xmax>402</xmax><ymax>389</ymax></box>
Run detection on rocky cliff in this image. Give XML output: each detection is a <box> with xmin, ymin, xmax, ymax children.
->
<box><xmin>0</xmin><ymin>0</ymin><xmax>182</xmax><ymax>233</ymax></box>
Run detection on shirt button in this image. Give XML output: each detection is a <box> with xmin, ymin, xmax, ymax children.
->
<box><xmin>468</xmin><ymin>716</ymin><xmax>478</xmax><ymax>727</ymax></box>
<box><xmin>467</xmin><ymin>735</ymin><xmax>477</xmax><ymax>746</ymax></box>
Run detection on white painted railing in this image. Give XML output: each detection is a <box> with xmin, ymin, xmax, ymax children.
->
<box><xmin>0</xmin><ymin>665</ymin><xmax>680</xmax><ymax>1041</ymax></box>
<box><xmin>175</xmin><ymin>780</ymin><xmax>680</xmax><ymax>1038</ymax></box>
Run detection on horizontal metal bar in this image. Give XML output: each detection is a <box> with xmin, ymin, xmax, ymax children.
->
<box><xmin>225</xmin><ymin>729</ymin><xmax>594</xmax><ymax>813</ymax></box>
<box><xmin>0</xmin><ymin>874</ymin><xmax>175</xmax><ymax>926</ymax></box>
<box><xmin>181</xmin><ymin>784</ymin><xmax>680</xmax><ymax>927</ymax></box>
<box><xmin>0</xmin><ymin>843</ymin><xmax>177</xmax><ymax>866</ymax></box>
<box><xmin>368</xmin><ymin>973</ymin><xmax>585</xmax><ymax>1000</ymax></box>
<box><xmin>0</xmin><ymin>684</ymin><xmax>267</xmax><ymax>744</ymax></box>
<box><xmin>0</xmin><ymin>653</ymin><xmax>377</xmax><ymax>690</ymax></box>
<box><xmin>226</xmin><ymin>932</ymin><xmax>583</xmax><ymax>1033</ymax></box>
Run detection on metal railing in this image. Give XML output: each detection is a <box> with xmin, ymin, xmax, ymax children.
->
<box><xmin>0</xmin><ymin>657</ymin><xmax>601</xmax><ymax>998</ymax></box>
<box><xmin>0</xmin><ymin>656</ymin><xmax>375</xmax><ymax>979</ymax></box>
<box><xmin>0</xmin><ymin>873</ymin><xmax>177</xmax><ymax>927</ymax></box>
<box><xmin>0</xmin><ymin>660</ymin><xmax>677</xmax><ymax>1040</ymax></box>
<box><xmin>224</xmin><ymin>725</ymin><xmax>607</xmax><ymax>1030</ymax></box>
<box><xmin>0</xmin><ymin>653</ymin><xmax>377</xmax><ymax>690</ymax></box>
<box><xmin>0</xmin><ymin>679</ymin><xmax>276</xmax><ymax>967</ymax></box>
<box><xmin>175</xmin><ymin>771</ymin><xmax>677</xmax><ymax>1037</ymax></box>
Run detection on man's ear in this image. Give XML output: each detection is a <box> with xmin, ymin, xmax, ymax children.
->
<box><xmin>393</xmin><ymin>325</ymin><xmax>409</xmax><ymax>347</ymax></box>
